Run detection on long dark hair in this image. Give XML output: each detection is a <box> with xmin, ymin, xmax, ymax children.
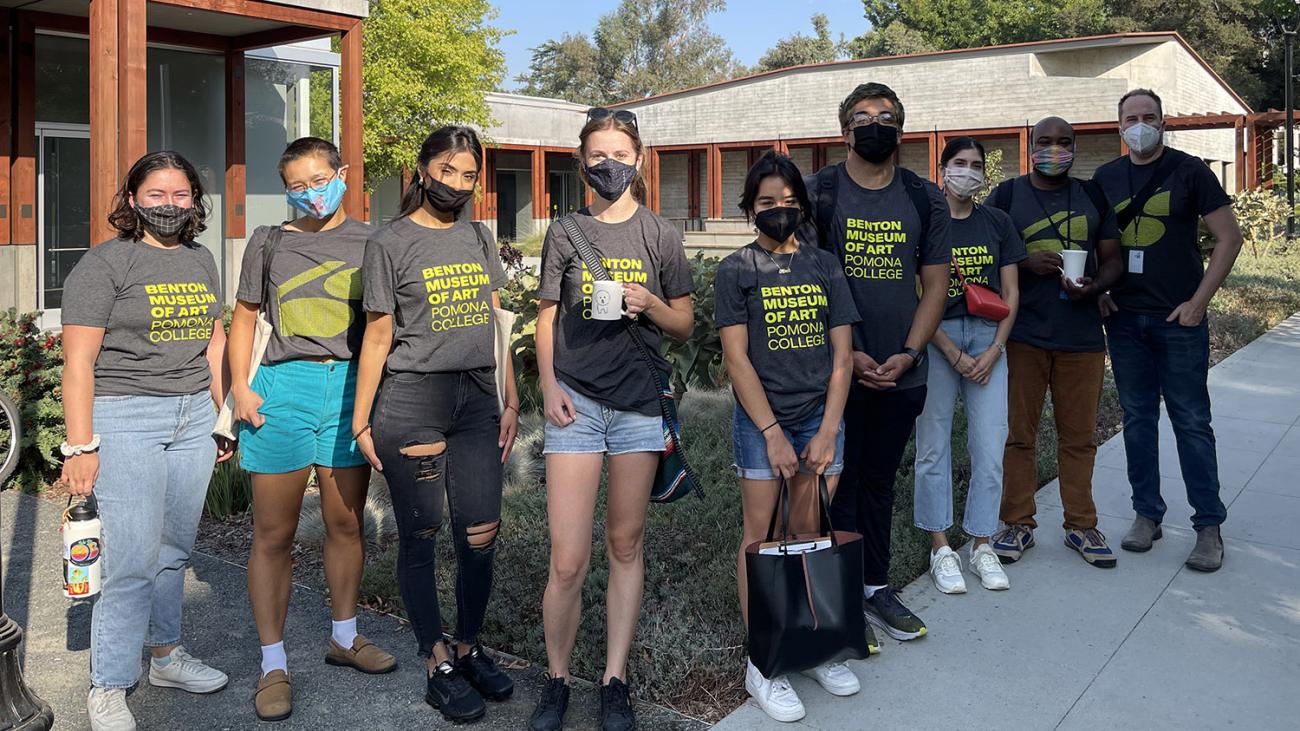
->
<box><xmin>575</xmin><ymin>114</ymin><xmax>647</xmax><ymax>203</ymax></box>
<box><xmin>397</xmin><ymin>125</ymin><xmax>484</xmax><ymax>219</ymax></box>
<box><xmin>107</xmin><ymin>150</ymin><xmax>209</xmax><ymax>242</ymax></box>
<box><xmin>738</xmin><ymin>151</ymin><xmax>812</xmax><ymax>222</ymax></box>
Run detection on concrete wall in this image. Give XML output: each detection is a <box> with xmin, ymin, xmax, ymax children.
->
<box><xmin>899</xmin><ymin>141</ymin><xmax>931</xmax><ymax>179</ymax></box>
<box><xmin>1074</xmin><ymin>132</ymin><xmax>1121</xmax><ymax>178</ymax></box>
<box><xmin>265</xmin><ymin>0</ymin><xmax>368</xmax><ymax>18</ymax></box>
<box><xmin>720</xmin><ymin>150</ymin><xmax>748</xmax><ymax>218</ymax></box>
<box><xmin>484</xmin><ymin>93</ymin><xmax>587</xmax><ymax>148</ymax></box>
<box><xmin>659</xmin><ymin>152</ymin><xmax>690</xmax><ymax>219</ymax></box>
<box><xmin>0</xmin><ymin>246</ymin><xmax>37</xmax><ymax>313</ymax></box>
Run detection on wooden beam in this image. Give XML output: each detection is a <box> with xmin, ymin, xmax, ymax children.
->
<box><xmin>339</xmin><ymin>22</ymin><xmax>364</xmax><ymax>221</ymax></box>
<box><xmin>224</xmin><ymin>50</ymin><xmax>246</xmax><ymax>240</ymax></box>
<box><xmin>118</xmin><ymin>0</ymin><xmax>147</xmax><ymax>171</ymax></box>
<box><xmin>706</xmin><ymin>144</ymin><xmax>721</xmax><ymax>219</ymax></box>
<box><xmin>928</xmin><ymin>131</ymin><xmax>940</xmax><ymax>182</ymax></box>
<box><xmin>530</xmin><ymin>147</ymin><xmax>545</xmax><ymax>219</ymax></box>
<box><xmin>150</xmin><ymin>0</ymin><xmax>354</xmax><ymax>31</ymax></box>
<box><xmin>0</xmin><ymin>16</ymin><xmax>11</xmax><ymax>246</ymax></box>
<box><xmin>1018</xmin><ymin>125</ymin><xmax>1030</xmax><ymax>174</ymax></box>
<box><xmin>231</xmin><ymin>25</ymin><xmax>335</xmax><ymax>51</ymax></box>
<box><xmin>687</xmin><ymin>150</ymin><xmax>700</xmax><ymax>220</ymax></box>
<box><xmin>90</xmin><ymin>0</ymin><xmax>120</xmax><ymax>247</ymax></box>
<box><xmin>1235</xmin><ymin>120</ymin><xmax>1247</xmax><ymax>192</ymax></box>
<box><xmin>11</xmin><ymin>13</ymin><xmax>35</xmax><ymax>246</ymax></box>
<box><xmin>647</xmin><ymin>147</ymin><xmax>660</xmax><ymax>213</ymax></box>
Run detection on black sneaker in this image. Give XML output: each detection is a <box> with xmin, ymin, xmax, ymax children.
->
<box><xmin>456</xmin><ymin>644</ymin><xmax>514</xmax><ymax>701</ymax></box>
<box><xmin>528</xmin><ymin>676</ymin><xmax>570</xmax><ymax>731</ymax></box>
<box><xmin>598</xmin><ymin>677</ymin><xmax>635</xmax><ymax>731</ymax></box>
<box><xmin>425</xmin><ymin>660</ymin><xmax>486</xmax><ymax>723</ymax></box>
<box><xmin>863</xmin><ymin>586</ymin><xmax>927</xmax><ymax>641</ymax></box>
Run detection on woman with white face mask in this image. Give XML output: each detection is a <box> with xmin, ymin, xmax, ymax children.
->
<box><xmin>913</xmin><ymin>137</ymin><xmax>1026</xmax><ymax>595</ymax></box>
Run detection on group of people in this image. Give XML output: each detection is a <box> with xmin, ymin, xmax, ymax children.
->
<box><xmin>55</xmin><ymin>78</ymin><xmax>1241</xmax><ymax>731</ymax></box>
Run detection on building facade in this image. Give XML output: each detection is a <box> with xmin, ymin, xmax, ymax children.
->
<box><xmin>0</xmin><ymin>0</ymin><xmax>367</xmax><ymax>328</ymax></box>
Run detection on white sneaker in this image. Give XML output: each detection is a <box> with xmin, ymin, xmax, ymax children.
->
<box><xmin>148</xmin><ymin>645</ymin><xmax>229</xmax><ymax>694</ymax></box>
<box><xmin>929</xmin><ymin>546</ymin><xmax>967</xmax><ymax>594</ymax></box>
<box><xmin>745</xmin><ymin>659</ymin><xmax>805</xmax><ymax>722</ymax></box>
<box><xmin>88</xmin><ymin>687</ymin><xmax>136</xmax><ymax>731</ymax></box>
<box><xmin>800</xmin><ymin>660</ymin><xmax>860</xmax><ymax>696</ymax></box>
<box><xmin>970</xmin><ymin>543</ymin><xmax>1010</xmax><ymax>590</ymax></box>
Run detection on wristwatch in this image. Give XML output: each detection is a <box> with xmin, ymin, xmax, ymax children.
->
<box><xmin>902</xmin><ymin>347</ymin><xmax>926</xmax><ymax>370</ymax></box>
<box><xmin>994</xmin><ymin>341</ymin><xmax>1007</xmax><ymax>354</ymax></box>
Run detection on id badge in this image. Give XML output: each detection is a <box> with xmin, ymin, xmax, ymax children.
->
<box><xmin>1128</xmin><ymin>250</ymin><xmax>1145</xmax><ymax>275</ymax></box>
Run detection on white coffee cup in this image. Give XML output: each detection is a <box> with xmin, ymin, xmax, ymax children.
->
<box><xmin>591</xmin><ymin>280</ymin><xmax>625</xmax><ymax>321</ymax></box>
<box><xmin>1060</xmin><ymin>249</ymin><xmax>1088</xmax><ymax>285</ymax></box>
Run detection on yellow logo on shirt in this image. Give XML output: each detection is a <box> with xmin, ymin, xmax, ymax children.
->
<box><xmin>1113</xmin><ymin>191</ymin><xmax>1171</xmax><ymax>247</ymax></box>
<box><xmin>145</xmin><ymin>282</ymin><xmax>218</xmax><ymax>343</ymax></box>
<box><xmin>1020</xmin><ymin>211</ymin><xmax>1090</xmax><ymax>254</ymax></box>
<box><xmin>277</xmin><ymin>261</ymin><xmax>362</xmax><ymax>338</ymax></box>
<box><xmin>841</xmin><ymin>219</ymin><xmax>905</xmax><ymax>280</ymax></box>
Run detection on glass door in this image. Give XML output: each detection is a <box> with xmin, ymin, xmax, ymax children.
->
<box><xmin>37</xmin><ymin>125</ymin><xmax>92</xmax><ymax>329</ymax></box>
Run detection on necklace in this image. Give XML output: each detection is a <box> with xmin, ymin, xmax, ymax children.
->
<box><xmin>759</xmin><ymin>242</ymin><xmax>798</xmax><ymax>274</ymax></box>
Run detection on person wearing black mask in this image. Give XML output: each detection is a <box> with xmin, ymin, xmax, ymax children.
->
<box><xmin>530</xmin><ymin>108</ymin><xmax>696</xmax><ymax>731</ymax></box>
<box><xmin>352</xmin><ymin>125</ymin><xmax>521</xmax><ymax>724</ymax></box>
<box><xmin>801</xmin><ymin>82</ymin><xmax>951</xmax><ymax>648</ymax></box>
<box><xmin>715</xmin><ymin>152</ymin><xmax>860</xmax><ymax>721</ymax></box>
<box><xmin>985</xmin><ymin>116</ymin><xmax>1123</xmax><ymax>571</ymax></box>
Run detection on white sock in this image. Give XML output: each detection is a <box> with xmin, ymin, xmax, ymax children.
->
<box><xmin>260</xmin><ymin>641</ymin><xmax>287</xmax><ymax>676</ymax></box>
<box><xmin>863</xmin><ymin>584</ymin><xmax>887</xmax><ymax>600</ymax></box>
<box><xmin>332</xmin><ymin>616</ymin><xmax>358</xmax><ymax>648</ymax></box>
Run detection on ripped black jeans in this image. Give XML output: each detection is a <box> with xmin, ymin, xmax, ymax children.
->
<box><xmin>372</xmin><ymin>369</ymin><xmax>503</xmax><ymax>657</ymax></box>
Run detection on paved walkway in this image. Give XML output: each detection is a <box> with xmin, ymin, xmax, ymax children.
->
<box><xmin>716</xmin><ymin>313</ymin><xmax>1300</xmax><ymax>730</ymax></box>
<box><xmin>1</xmin><ymin>497</ymin><xmax>702</xmax><ymax>730</ymax></box>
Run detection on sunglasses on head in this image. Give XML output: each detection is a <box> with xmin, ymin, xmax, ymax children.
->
<box><xmin>587</xmin><ymin>107</ymin><xmax>638</xmax><ymax>129</ymax></box>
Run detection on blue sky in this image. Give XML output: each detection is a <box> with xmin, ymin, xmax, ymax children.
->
<box><xmin>492</xmin><ymin>0</ymin><xmax>871</xmax><ymax>91</ymax></box>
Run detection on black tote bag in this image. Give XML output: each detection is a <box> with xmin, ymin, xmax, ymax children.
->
<box><xmin>745</xmin><ymin>476</ymin><xmax>871</xmax><ymax>679</ymax></box>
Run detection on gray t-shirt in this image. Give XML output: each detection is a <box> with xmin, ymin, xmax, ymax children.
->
<box><xmin>715</xmin><ymin>242</ymin><xmax>860</xmax><ymax>425</ymax></box>
<box><xmin>361</xmin><ymin>217</ymin><xmax>507</xmax><ymax>374</ymax></box>
<box><xmin>61</xmin><ymin>237</ymin><xmax>221</xmax><ymax>396</ymax></box>
<box><xmin>945</xmin><ymin>205</ymin><xmax>1027</xmax><ymax>320</ymax></box>
<box><xmin>236</xmin><ymin>218</ymin><xmax>370</xmax><ymax>364</ymax></box>
<box><xmin>819</xmin><ymin>165</ymin><xmax>951</xmax><ymax>389</ymax></box>
<box><xmin>538</xmin><ymin>206</ymin><xmax>696</xmax><ymax>416</ymax></box>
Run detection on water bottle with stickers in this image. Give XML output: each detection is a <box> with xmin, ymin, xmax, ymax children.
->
<box><xmin>62</xmin><ymin>495</ymin><xmax>102</xmax><ymax>599</ymax></box>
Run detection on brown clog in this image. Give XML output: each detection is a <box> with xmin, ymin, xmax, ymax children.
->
<box><xmin>254</xmin><ymin>669</ymin><xmax>292</xmax><ymax>722</ymax></box>
<box><xmin>324</xmin><ymin>634</ymin><xmax>397</xmax><ymax>674</ymax></box>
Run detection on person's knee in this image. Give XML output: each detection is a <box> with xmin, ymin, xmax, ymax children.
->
<box><xmin>549</xmin><ymin>553</ymin><xmax>590</xmax><ymax>590</ymax></box>
<box><xmin>252</xmin><ymin>521</ymin><xmax>297</xmax><ymax>555</ymax></box>
<box><xmin>466</xmin><ymin>520</ymin><xmax>500</xmax><ymax>551</ymax></box>
<box><xmin>605</xmin><ymin>531</ymin><xmax>644</xmax><ymax>566</ymax></box>
<box><xmin>399</xmin><ymin>440</ymin><xmax>447</xmax><ymax>483</ymax></box>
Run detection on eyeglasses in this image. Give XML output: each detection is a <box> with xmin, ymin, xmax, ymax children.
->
<box><xmin>847</xmin><ymin>111</ymin><xmax>899</xmax><ymax>129</ymax></box>
<box><xmin>285</xmin><ymin>167</ymin><xmax>345</xmax><ymax>195</ymax></box>
<box><xmin>587</xmin><ymin>107</ymin><xmax>638</xmax><ymax>129</ymax></box>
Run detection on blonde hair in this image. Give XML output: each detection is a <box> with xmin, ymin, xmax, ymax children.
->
<box><xmin>576</xmin><ymin>115</ymin><xmax>647</xmax><ymax>203</ymax></box>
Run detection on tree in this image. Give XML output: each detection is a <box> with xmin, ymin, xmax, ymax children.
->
<box><xmin>755</xmin><ymin>13</ymin><xmax>840</xmax><ymax>72</ymax></box>
<box><xmin>844</xmin><ymin>20</ymin><xmax>935</xmax><ymax>59</ymax></box>
<box><xmin>516</xmin><ymin>0</ymin><xmax>743</xmax><ymax>105</ymax></box>
<box><xmin>362</xmin><ymin>0</ymin><xmax>508</xmax><ymax>183</ymax></box>
<box><xmin>854</xmin><ymin>0</ymin><xmax>1112</xmax><ymax>50</ymax></box>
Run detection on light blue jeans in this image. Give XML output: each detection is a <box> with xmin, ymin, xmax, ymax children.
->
<box><xmin>90</xmin><ymin>393</ymin><xmax>217</xmax><ymax>689</ymax></box>
<box><xmin>913</xmin><ymin>317</ymin><xmax>1009</xmax><ymax>538</ymax></box>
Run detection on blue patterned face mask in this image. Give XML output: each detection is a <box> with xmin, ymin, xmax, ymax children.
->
<box><xmin>286</xmin><ymin>174</ymin><xmax>347</xmax><ymax>219</ymax></box>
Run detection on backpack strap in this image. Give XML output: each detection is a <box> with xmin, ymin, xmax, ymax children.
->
<box><xmin>259</xmin><ymin>224</ymin><xmax>286</xmax><ymax>310</ymax></box>
<box><xmin>799</xmin><ymin>167</ymin><xmax>840</xmax><ymax>250</ymax></box>
<box><xmin>987</xmin><ymin>179</ymin><xmax>1015</xmax><ymax>213</ymax></box>
<box><xmin>897</xmin><ymin>167</ymin><xmax>932</xmax><ymax>246</ymax></box>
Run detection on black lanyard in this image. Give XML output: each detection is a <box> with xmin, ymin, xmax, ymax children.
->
<box><xmin>1126</xmin><ymin>161</ymin><xmax>1146</xmax><ymax>243</ymax></box>
<box><xmin>1027</xmin><ymin>178</ymin><xmax>1078</xmax><ymax>249</ymax></box>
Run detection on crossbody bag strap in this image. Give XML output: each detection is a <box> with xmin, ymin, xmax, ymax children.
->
<box><xmin>260</xmin><ymin>225</ymin><xmax>287</xmax><ymax>312</ymax></box>
<box><xmin>1114</xmin><ymin>149</ymin><xmax>1188</xmax><ymax>232</ymax></box>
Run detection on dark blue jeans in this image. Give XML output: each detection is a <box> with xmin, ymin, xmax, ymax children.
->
<box><xmin>1105</xmin><ymin>310</ymin><xmax>1225</xmax><ymax>528</ymax></box>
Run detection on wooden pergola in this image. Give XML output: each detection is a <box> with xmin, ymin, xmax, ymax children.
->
<box><xmin>0</xmin><ymin>0</ymin><xmax>365</xmax><ymax>248</ymax></box>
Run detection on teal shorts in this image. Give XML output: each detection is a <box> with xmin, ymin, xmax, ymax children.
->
<box><xmin>237</xmin><ymin>359</ymin><xmax>366</xmax><ymax>473</ymax></box>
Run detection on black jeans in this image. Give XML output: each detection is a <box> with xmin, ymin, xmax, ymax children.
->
<box><xmin>831</xmin><ymin>384</ymin><xmax>928</xmax><ymax>587</ymax></box>
<box><xmin>373</xmin><ymin>370</ymin><xmax>502</xmax><ymax>656</ymax></box>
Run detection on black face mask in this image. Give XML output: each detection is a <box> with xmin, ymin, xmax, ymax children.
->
<box><xmin>754</xmin><ymin>206</ymin><xmax>802</xmax><ymax>243</ymax></box>
<box><xmin>134</xmin><ymin>204</ymin><xmax>192</xmax><ymax>238</ymax></box>
<box><xmin>584</xmin><ymin>159</ymin><xmax>638</xmax><ymax>201</ymax></box>
<box><xmin>852</xmin><ymin>123</ymin><xmax>900</xmax><ymax>164</ymax></box>
<box><xmin>422</xmin><ymin>176</ymin><xmax>473</xmax><ymax>213</ymax></box>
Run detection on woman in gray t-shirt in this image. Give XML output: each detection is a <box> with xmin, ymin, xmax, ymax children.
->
<box><xmin>225</xmin><ymin>137</ymin><xmax>396</xmax><ymax>720</ymax></box>
<box><xmin>351</xmin><ymin>126</ymin><xmax>519</xmax><ymax>724</ymax></box>
<box><xmin>531</xmin><ymin>109</ymin><xmax>696</xmax><ymax>729</ymax></box>
<box><xmin>59</xmin><ymin>151</ymin><xmax>231</xmax><ymax>727</ymax></box>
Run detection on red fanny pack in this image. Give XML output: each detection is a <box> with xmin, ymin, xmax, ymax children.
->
<box><xmin>953</xmin><ymin>258</ymin><xmax>1010</xmax><ymax>322</ymax></box>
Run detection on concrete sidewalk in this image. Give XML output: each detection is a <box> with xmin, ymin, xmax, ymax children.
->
<box><xmin>716</xmin><ymin>314</ymin><xmax>1300</xmax><ymax>730</ymax></box>
<box><xmin>1</xmin><ymin>493</ymin><xmax>704</xmax><ymax>730</ymax></box>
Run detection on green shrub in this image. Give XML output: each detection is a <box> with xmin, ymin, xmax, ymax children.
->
<box><xmin>663</xmin><ymin>253</ymin><xmax>726</xmax><ymax>394</ymax></box>
<box><xmin>0</xmin><ymin>310</ymin><xmax>64</xmax><ymax>489</ymax></box>
<box><xmin>205</xmin><ymin>454</ymin><xmax>253</xmax><ymax>519</ymax></box>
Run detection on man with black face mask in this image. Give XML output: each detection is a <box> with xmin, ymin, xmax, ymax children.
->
<box><xmin>986</xmin><ymin>117</ymin><xmax>1123</xmax><ymax>571</ymax></box>
<box><xmin>801</xmin><ymin>82</ymin><xmax>950</xmax><ymax>647</ymax></box>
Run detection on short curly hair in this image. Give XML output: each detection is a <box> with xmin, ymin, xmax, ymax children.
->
<box><xmin>107</xmin><ymin>151</ymin><xmax>209</xmax><ymax>242</ymax></box>
<box><xmin>839</xmin><ymin>82</ymin><xmax>905</xmax><ymax>131</ymax></box>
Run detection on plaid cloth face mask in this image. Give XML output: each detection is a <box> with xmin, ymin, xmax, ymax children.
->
<box><xmin>134</xmin><ymin>204</ymin><xmax>192</xmax><ymax>238</ymax></box>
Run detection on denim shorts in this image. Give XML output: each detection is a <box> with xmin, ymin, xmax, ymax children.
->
<box><xmin>543</xmin><ymin>381</ymin><xmax>665</xmax><ymax>456</ymax></box>
<box><xmin>238</xmin><ymin>358</ymin><xmax>365</xmax><ymax>473</ymax></box>
<box><xmin>732</xmin><ymin>404</ymin><xmax>844</xmax><ymax>480</ymax></box>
